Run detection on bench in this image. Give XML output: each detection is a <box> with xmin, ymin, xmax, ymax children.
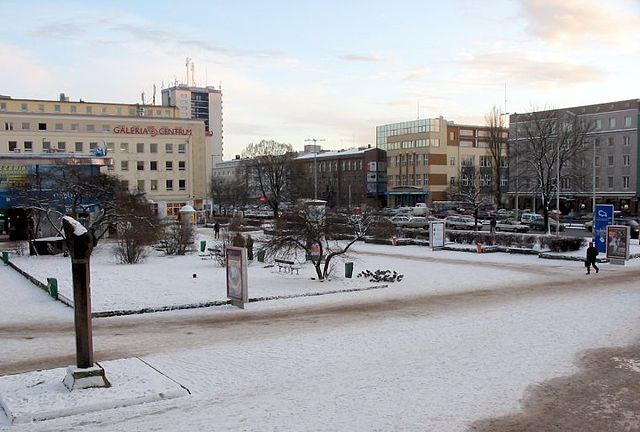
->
<box><xmin>274</xmin><ymin>258</ymin><xmax>301</xmax><ymax>275</ymax></box>
<box><xmin>204</xmin><ymin>247</ymin><xmax>224</xmax><ymax>259</ymax></box>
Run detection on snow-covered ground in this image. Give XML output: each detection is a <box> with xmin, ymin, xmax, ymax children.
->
<box><xmin>1</xmin><ymin>233</ymin><xmax>640</xmax><ymax>430</ymax></box>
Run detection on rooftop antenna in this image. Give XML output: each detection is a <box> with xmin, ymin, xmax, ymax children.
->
<box><xmin>191</xmin><ymin>62</ymin><xmax>195</xmax><ymax>87</ymax></box>
<box><xmin>152</xmin><ymin>84</ymin><xmax>156</xmax><ymax>105</ymax></box>
<box><xmin>185</xmin><ymin>57</ymin><xmax>191</xmax><ymax>86</ymax></box>
<box><xmin>174</xmin><ymin>75</ymin><xmax>178</xmax><ymax>87</ymax></box>
<box><xmin>141</xmin><ymin>92</ymin><xmax>145</xmax><ymax>105</ymax></box>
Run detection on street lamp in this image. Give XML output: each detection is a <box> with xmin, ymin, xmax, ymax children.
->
<box><xmin>305</xmin><ymin>137</ymin><xmax>325</xmax><ymax>200</ymax></box>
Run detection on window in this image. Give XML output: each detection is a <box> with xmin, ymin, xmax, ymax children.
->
<box><xmin>179</xmin><ymin>180</ymin><xmax>186</xmax><ymax>191</ymax></box>
<box><xmin>24</xmin><ymin>141</ymin><xmax>33</xmax><ymax>152</ymax></box>
<box><xmin>150</xmin><ymin>161</ymin><xmax>158</xmax><ymax>170</ymax></box>
<box><xmin>423</xmin><ymin>174</ymin><xmax>429</xmax><ymax>185</ymax></box>
<box><xmin>8</xmin><ymin>141</ymin><xmax>17</xmax><ymax>152</ymax></box>
<box><xmin>178</xmin><ymin>143</ymin><xmax>186</xmax><ymax>153</ymax></box>
<box><xmin>136</xmin><ymin>143</ymin><xmax>144</xmax><ymax>153</ymax></box>
<box><xmin>460</xmin><ymin>140</ymin><xmax>473</xmax><ymax>147</ymax></box>
<box><xmin>623</xmin><ymin>155</ymin><xmax>630</xmax><ymax>166</ymax></box>
<box><xmin>20</xmin><ymin>103</ymin><xmax>28</xmax><ymax>112</ymax></box>
<box><xmin>54</xmin><ymin>104</ymin><xmax>61</xmax><ymax>112</ymax></box>
<box><xmin>21</xmin><ymin>122</ymin><xmax>30</xmax><ymax>130</ymax></box>
<box><xmin>594</xmin><ymin>119</ymin><xmax>602</xmax><ymax>130</ymax></box>
<box><xmin>561</xmin><ymin>177</ymin><xmax>571</xmax><ymax>190</ymax></box>
<box><xmin>624</xmin><ymin>116</ymin><xmax>632</xmax><ymax>127</ymax></box>
<box><xmin>121</xmin><ymin>180</ymin><xmax>129</xmax><ymax>190</ymax></box>
<box><xmin>595</xmin><ymin>156</ymin><xmax>600</xmax><ymax>167</ymax></box>
<box><xmin>608</xmin><ymin>155</ymin><xmax>614</xmax><ymax>166</ymax></box>
<box><xmin>120</xmin><ymin>143</ymin><xmax>129</xmax><ymax>152</ymax></box>
<box><xmin>106</xmin><ymin>142</ymin><xmax>115</xmax><ymax>152</ymax></box>
<box><xmin>449</xmin><ymin>157</ymin><xmax>456</xmax><ymax>166</ymax></box>
<box><xmin>479</xmin><ymin>155</ymin><xmax>492</xmax><ymax>167</ymax></box>
<box><xmin>166</xmin><ymin>180</ymin><xmax>173</xmax><ymax>191</ymax></box>
<box><xmin>595</xmin><ymin>177</ymin><xmax>600</xmax><ymax>188</ymax></box>
<box><xmin>595</xmin><ymin>138</ymin><xmax>600</xmax><ymax>147</ymax></box>
<box><xmin>71</xmin><ymin>123</ymin><xmax>79</xmax><ymax>132</ymax></box>
<box><xmin>609</xmin><ymin>117</ymin><xmax>616</xmax><ymax>128</ymax></box>
<box><xmin>178</xmin><ymin>161</ymin><xmax>186</xmax><ymax>171</ymax></box>
<box><xmin>608</xmin><ymin>137</ymin><xmax>614</xmax><ymax>146</ymax></box>
<box><xmin>450</xmin><ymin>177</ymin><xmax>456</xmax><ymax>185</ymax></box>
<box><xmin>480</xmin><ymin>174</ymin><xmax>491</xmax><ymax>186</ymax></box>
<box><xmin>166</xmin><ymin>161</ymin><xmax>173</xmax><ymax>171</ymax></box>
<box><xmin>75</xmin><ymin>142</ymin><xmax>83</xmax><ymax>152</ymax></box>
<box><xmin>102</xmin><ymin>125</ymin><xmax>110</xmax><ymax>132</ymax></box>
<box><xmin>623</xmin><ymin>136</ymin><xmax>630</xmax><ymax>146</ymax></box>
<box><xmin>137</xmin><ymin>161</ymin><xmax>144</xmax><ymax>171</ymax></box>
<box><xmin>55</xmin><ymin>123</ymin><xmax>63</xmax><ymax>131</ymax></box>
<box><xmin>623</xmin><ymin>176</ymin><xmax>630</xmax><ymax>189</ymax></box>
<box><xmin>70</xmin><ymin>105</ymin><xmax>77</xmax><ymax>113</ymax></box>
<box><xmin>166</xmin><ymin>143</ymin><xmax>173</xmax><ymax>153</ymax></box>
<box><xmin>500</xmin><ymin>158</ymin><xmax>508</xmax><ymax>168</ymax></box>
<box><xmin>102</xmin><ymin>107</ymin><xmax>108</xmax><ymax>114</ymax></box>
<box><xmin>57</xmin><ymin>141</ymin><xmax>66</xmax><ymax>151</ymax></box>
<box><xmin>607</xmin><ymin>176</ymin><xmax>613</xmax><ymax>188</ymax></box>
<box><xmin>38</xmin><ymin>104</ymin><xmax>45</xmax><ymax>112</ymax></box>
<box><xmin>462</xmin><ymin>174</ymin><xmax>470</xmax><ymax>186</ymax></box>
<box><xmin>461</xmin><ymin>156</ymin><xmax>474</xmax><ymax>167</ymax></box>
<box><xmin>500</xmin><ymin>175</ymin><xmax>508</xmax><ymax>186</ymax></box>
<box><xmin>150</xmin><ymin>143</ymin><xmax>158</xmax><ymax>153</ymax></box>
<box><xmin>137</xmin><ymin>180</ymin><xmax>145</xmax><ymax>192</ymax></box>
<box><xmin>0</xmin><ymin>102</ymin><xmax>6</xmax><ymax>111</ymax></box>
<box><xmin>42</xmin><ymin>141</ymin><xmax>51</xmax><ymax>151</ymax></box>
<box><xmin>121</xmin><ymin>161</ymin><xmax>129</xmax><ymax>171</ymax></box>
<box><xmin>86</xmin><ymin>124</ymin><xmax>95</xmax><ymax>132</ymax></box>
<box><xmin>86</xmin><ymin>106</ymin><xmax>92</xmax><ymax>114</ymax></box>
<box><xmin>38</xmin><ymin>123</ymin><xmax>47</xmax><ymax>131</ymax></box>
<box><xmin>89</xmin><ymin>142</ymin><xmax>97</xmax><ymax>151</ymax></box>
<box><xmin>4</xmin><ymin>122</ymin><xmax>13</xmax><ymax>130</ymax></box>
<box><xmin>150</xmin><ymin>180</ymin><xmax>158</xmax><ymax>191</ymax></box>
<box><xmin>449</xmin><ymin>131</ymin><xmax>455</xmax><ymax>140</ymax></box>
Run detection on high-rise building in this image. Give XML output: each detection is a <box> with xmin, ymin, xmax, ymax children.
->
<box><xmin>162</xmin><ymin>85</ymin><xmax>223</xmax><ymax>184</ymax></box>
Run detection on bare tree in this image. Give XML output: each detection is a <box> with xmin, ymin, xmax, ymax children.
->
<box><xmin>513</xmin><ymin>108</ymin><xmax>593</xmax><ymax>231</ymax></box>
<box><xmin>447</xmin><ymin>167</ymin><xmax>492</xmax><ymax>229</ymax></box>
<box><xmin>113</xmin><ymin>194</ymin><xmax>162</xmax><ymax>264</ymax></box>
<box><xmin>209</xmin><ymin>172</ymin><xmax>248</xmax><ymax>215</ymax></box>
<box><xmin>265</xmin><ymin>203</ymin><xmax>377</xmax><ymax>280</ymax></box>
<box><xmin>242</xmin><ymin>140</ymin><xmax>295</xmax><ymax>218</ymax></box>
<box><xmin>485</xmin><ymin>106</ymin><xmax>509</xmax><ymax>207</ymax></box>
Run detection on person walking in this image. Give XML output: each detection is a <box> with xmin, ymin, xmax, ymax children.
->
<box><xmin>213</xmin><ymin>222</ymin><xmax>220</xmax><ymax>239</ymax></box>
<box><xmin>490</xmin><ymin>216</ymin><xmax>497</xmax><ymax>233</ymax></box>
<box><xmin>585</xmin><ymin>241</ymin><xmax>599</xmax><ymax>275</ymax></box>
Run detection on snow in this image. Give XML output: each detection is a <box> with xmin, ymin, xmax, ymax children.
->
<box><xmin>1</xmin><ymin>229</ymin><xmax>640</xmax><ymax>430</ymax></box>
<box><xmin>61</xmin><ymin>216</ymin><xmax>87</xmax><ymax>236</ymax></box>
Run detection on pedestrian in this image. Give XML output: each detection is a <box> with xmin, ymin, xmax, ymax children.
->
<box><xmin>213</xmin><ymin>222</ymin><xmax>220</xmax><ymax>239</ymax></box>
<box><xmin>490</xmin><ymin>216</ymin><xmax>497</xmax><ymax>233</ymax></box>
<box><xmin>585</xmin><ymin>241</ymin><xmax>599</xmax><ymax>275</ymax></box>
<box><xmin>246</xmin><ymin>235</ymin><xmax>254</xmax><ymax>260</ymax></box>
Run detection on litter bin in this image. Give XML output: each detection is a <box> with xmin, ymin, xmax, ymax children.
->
<box><xmin>345</xmin><ymin>262</ymin><xmax>354</xmax><ymax>278</ymax></box>
<box><xmin>47</xmin><ymin>277</ymin><xmax>58</xmax><ymax>299</ymax></box>
<box><xmin>200</xmin><ymin>240</ymin><xmax>207</xmax><ymax>253</ymax></box>
<box><xmin>2</xmin><ymin>251</ymin><xmax>8</xmax><ymax>265</ymax></box>
<box><xmin>475</xmin><ymin>242</ymin><xmax>483</xmax><ymax>253</ymax></box>
<box><xmin>257</xmin><ymin>249</ymin><xmax>266</xmax><ymax>263</ymax></box>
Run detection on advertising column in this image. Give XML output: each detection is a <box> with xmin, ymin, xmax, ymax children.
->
<box><xmin>593</xmin><ymin>204</ymin><xmax>614</xmax><ymax>253</ymax></box>
<box><xmin>226</xmin><ymin>246</ymin><xmax>248</xmax><ymax>309</ymax></box>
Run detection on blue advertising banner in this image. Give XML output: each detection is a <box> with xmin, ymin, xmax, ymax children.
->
<box><xmin>594</xmin><ymin>204</ymin><xmax>614</xmax><ymax>253</ymax></box>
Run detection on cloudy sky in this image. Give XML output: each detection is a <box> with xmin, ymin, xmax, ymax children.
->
<box><xmin>2</xmin><ymin>0</ymin><xmax>639</xmax><ymax>158</ymax></box>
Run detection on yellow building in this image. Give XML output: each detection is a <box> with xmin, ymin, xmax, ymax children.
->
<box><xmin>0</xmin><ymin>94</ymin><xmax>209</xmax><ymax>217</ymax></box>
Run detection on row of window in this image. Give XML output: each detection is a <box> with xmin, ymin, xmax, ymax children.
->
<box><xmin>0</xmin><ymin>102</ymin><xmax>172</xmax><ymax>117</ymax></box>
<box><xmin>594</xmin><ymin>154</ymin><xmax>632</xmax><ymax>167</ymax></box>
<box><xmin>594</xmin><ymin>135</ymin><xmax>632</xmax><ymax>147</ymax></box>
<box><xmin>389</xmin><ymin>154</ymin><xmax>429</xmax><ymax>166</ymax></box>
<box><xmin>307</xmin><ymin>160</ymin><xmax>364</xmax><ymax>172</ymax></box>
<box><xmin>3</xmin><ymin>121</ymin><xmax>185</xmax><ymax>139</ymax></box>
<box><xmin>594</xmin><ymin>116</ymin><xmax>633</xmax><ymax>130</ymax></box>
<box><xmin>117</xmin><ymin>160</ymin><xmax>186</xmax><ymax>171</ymax></box>
<box><xmin>5</xmin><ymin>140</ymin><xmax>187</xmax><ymax>154</ymax></box>
<box><xmin>385</xmin><ymin>139</ymin><xmax>440</xmax><ymax>150</ymax></box>
<box><xmin>517</xmin><ymin>176</ymin><xmax>632</xmax><ymax>190</ymax></box>
<box><xmin>123</xmin><ymin>179</ymin><xmax>187</xmax><ymax>193</ymax></box>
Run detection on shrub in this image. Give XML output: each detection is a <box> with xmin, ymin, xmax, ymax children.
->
<box><xmin>539</xmin><ymin>236</ymin><xmax>585</xmax><ymax>252</ymax></box>
<box><xmin>369</xmin><ymin>219</ymin><xmax>397</xmax><ymax>239</ymax></box>
<box><xmin>228</xmin><ymin>215</ymin><xmax>244</xmax><ymax>232</ymax></box>
<box><xmin>163</xmin><ymin>222</ymin><xmax>195</xmax><ymax>255</ymax></box>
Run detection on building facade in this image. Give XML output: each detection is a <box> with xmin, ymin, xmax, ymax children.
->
<box><xmin>509</xmin><ymin>99</ymin><xmax>639</xmax><ymax>215</ymax></box>
<box><xmin>376</xmin><ymin>118</ymin><xmax>508</xmax><ymax>207</ymax></box>
<box><xmin>0</xmin><ymin>95</ymin><xmax>208</xmax><ymax>218</ymax></box>
<box><xmin>293</xmin><ymin>147</ymin><xmax>387</xmax><ymax>209</ymax></box>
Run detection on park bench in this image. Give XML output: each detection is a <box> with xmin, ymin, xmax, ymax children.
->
<box><xmin>274</xmin><ymin>258</ymin><xmax>301</xmax><ymax>275</ymax></box>
<box><xmin>205</xmin><ymin>247</ymin><xmax>224</xmax><ymax>259</ymax></box>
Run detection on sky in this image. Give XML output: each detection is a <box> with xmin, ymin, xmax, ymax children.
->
<box><xmin>1</xmin><ymin>0</ymin><xmax>639</xmax><ymax>158</ymax></box>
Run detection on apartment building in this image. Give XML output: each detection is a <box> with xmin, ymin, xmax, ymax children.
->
<box><xmin>509</xmin><ymin>99</ymin><xmax>639</xmax><ymax>214</ymax></box>
<box><xmin>0</xmin><ymin>94</ymin><xmax>208</xmax><ymax>218</ymax></box>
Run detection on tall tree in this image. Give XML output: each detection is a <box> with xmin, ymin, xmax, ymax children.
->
<box><xmin>209</xmin><ymin>171</ymin><xmax>248</xmax><ymax>214</ymax></box>
<box><xmin>447</xmin><ymin>166</ymin><xmax>492</xmax><ymax>229</ymax></box>
<box><xmin>242</xmin><ymin>140</ymin><xmax>295</xmax><ymax>218</ymax></box>
<box><xmin>485</xmin><ymin>106</ymin><xmax>509</xmax><ymax>207</ymax></box>
<box><xmin>512</xmin><ymin>108</ymin><xmax>593</xmax><ymax>231</ymax></box>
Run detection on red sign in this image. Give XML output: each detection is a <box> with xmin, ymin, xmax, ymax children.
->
<box><xmin>113</xmin><ymin>126</ymin><xmax>192</xmax><ymax>137</ymax></box>
<box><xmin>259</xmin><ymin>197</ymin><xmax>268</xmax><ymax>203</ymax></box>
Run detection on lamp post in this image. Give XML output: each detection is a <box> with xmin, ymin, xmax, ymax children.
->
<box><xmin>305</xmin><ymin>137</ymin><xmax>325</xmax><ymax>200</ymax></box>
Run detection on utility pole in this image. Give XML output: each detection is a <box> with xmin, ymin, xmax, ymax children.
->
<box><xmin>305</xmin><ymin>138</ymin><xmax>325</xmax><ymax>200</ymax></box>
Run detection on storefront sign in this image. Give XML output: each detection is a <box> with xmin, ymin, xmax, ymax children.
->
<box><xmin>113</xmin><ymin>126</ymin><xmax>192</xmax><ymax>137</ymax></box>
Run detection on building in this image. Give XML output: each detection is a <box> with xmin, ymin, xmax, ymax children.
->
<box><xmin>162</xmin><ymin>85</ymin><xmax>223</xmax><ymax>180</ymax></box>
<box><xmin>293</xmin><ymin>146</ymin><xmax>387</xmax><ymax>209</ymax></box>
<box><xmin>376</xmin><ymin>117</ymin><xmax>508</xmax><ymax>207</ymax></box>
<box><xmin>0</xmin><ymin>94</ymin><xmax>209</xmax><ymax>218</ymax></box>
<box><xmin>509</xmin><ymin>99</ymin><xmax>639</xmax><ymax>215</ymax></box>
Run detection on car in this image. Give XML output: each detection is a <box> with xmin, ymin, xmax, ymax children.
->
<box><xmin>495</xmin><ymin>218</ymin><xmax>529</xmax><ymax>233</ymax></box>
<box><xmin>584</xmin><ymin>218</ymin><xmax>638</xmax><ymax>238</ymax></box>
<box><xmin>529</xmin><ymin>217</ymin><xmax>565</xmax><ymax>232</ymax></box>
<box><xmin>389</xmin><ymin>215</ymin><xmax>430</xmax><ymax>229</ymax></box>
<box><xmin>444</xmin><ymin>215</ymin><xmax>480</xmax><ymax>231</ymax></box>
<box><xmin>519</xmin><ymin>213</ymin><xmax>542</xmax><ymax>225</ymax></box>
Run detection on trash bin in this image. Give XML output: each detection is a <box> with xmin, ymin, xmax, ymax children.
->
<box><xmin>257</xmin><ymin>249</ymin><xmax>266</xmax><ymax>263</ymax></box>
<box><xmin>391</xmin><ymin>236</ymin><xmax>398</xmax><ymax>246</ymax></box>
<box><xmin>200</xmin><ymin>240</ymin><xmax>207</xmax><ymax>253</ymax></box>
<box><xmin>47</xmin><ymin>277</ymin><xmax>58</xmax><ymax>299</ymax></box>
<box><xmin>476</xmin><ymin>242</ymin><xmax>483</xmax><ymax>253</ymax></box>
<box><xmin>2</xmin><ymin>251</ymin><xmax>8</xmax><ymax>265</ymax></box>
<box><xmin>345</xmin><ymin>262</ymin><xmax>354</xmax><ymax>278</ymax></box>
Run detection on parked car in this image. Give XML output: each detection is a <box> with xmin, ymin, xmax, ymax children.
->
<box><xmin>613</xmin><ymin>218</ymin><xmax>640</xmax><ymax>239</ymax></box>
<box><xmin>389</xmin><ymin>215</ymin><xmax>430</xmax><ymax>229</ymax></box>
<box><xmin>519</xmin><ymin>213</ymin><xmax>541</xmax><ymax>225</ymax></box>
<box><xmin>445</xmin><ymin>215</ymin><xmax>480</xmax><ymax>231</ymax></box>
<box><xmin>495</xmin><ymin>218</ymin><xmax>530</xmax><ymax>233</ymax></box>
<box><xmin>529</xmin><ymin>217</ymin><xmax>566</xmax><ymax>232</ymax></box>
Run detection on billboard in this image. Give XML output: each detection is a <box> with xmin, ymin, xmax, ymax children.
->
<box><xmin>606</xmin><ymin>225</ymin><xmax>630</xmax><ymax>262</ymax></box>
<box><xmin>593</xmin><ymin>204</ymin><xmax>614</xmax><ymax>253</ymax></box>
<box><xmin>430</xmin><ymin>221</ymin><xmax>445</xmax><ymax>250</ymax></box>
<box><xmin>226</xmin><ymin>247</ymin><xmax>248</xmax><ymax>308</ymax></box>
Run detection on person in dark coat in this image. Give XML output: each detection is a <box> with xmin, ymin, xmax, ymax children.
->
<box><xmin>585</xmin><ymin>241</ymin><xmax>599</xmax><ymax>274</ymax></box>
<box><xmin>213</xmin><ymin>222</ymin><xmax>220</xmax><ymax>239</ymax></box>
<box><xmin>490</xmin><ymin>216</ymin><xmax>497</xmax><ymax>233</ymax></box>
